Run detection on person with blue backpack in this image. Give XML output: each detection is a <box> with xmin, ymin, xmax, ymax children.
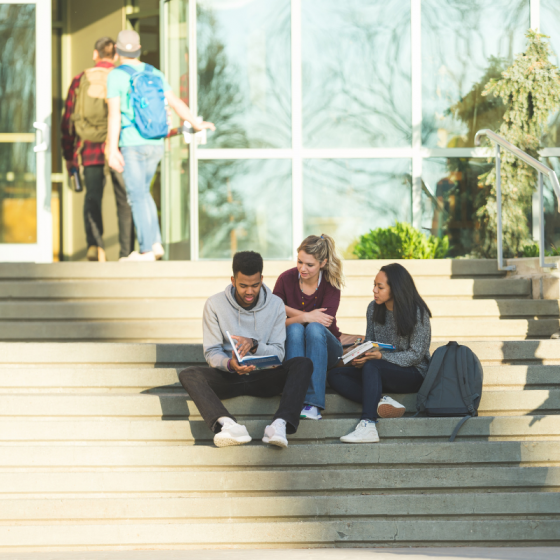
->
<box><xmin>106</xmin><ymin>30</ymin><xmax>215</xmax><ymax>261</ymax></box>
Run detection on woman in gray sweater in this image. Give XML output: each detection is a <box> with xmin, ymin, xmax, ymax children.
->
<box><xmin>328</xmin><ymin>263</ymin><xmax>431</xmax><ymax>443</ymax></box>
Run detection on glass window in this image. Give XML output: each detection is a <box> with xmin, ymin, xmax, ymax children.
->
<box><xmin>542</xmin><ymin>158</ymin><xmax>560</xmax><ymax>250</ymax></box>
<box><xmin>540</xmin><ymin>1</ymin><xmax>560</xmax><ymax>147</ymax></box>
<box><xmin>303</xmin><ymin>159</ymin><xmax>412</xmax><ymax>258</ymax></box>
<box><xmin>198</xmin><ymin>159</ymin><xmax>292</xmax><ymax>258</ymax></box>
<box><xmin>422</xmin><ymin>158</ymin><xmax>493</xmax><ymax>257</ymax></box>
<box><xmin>422</xmin><ymin>0</ymin><xmax>529</xmax><ymax>148</ymax></box>
<box><xmin>302</xmin><ymin>0</ymin><xmax>411</xmax><ymax>149</ymax></box>
<box><xmin>197</xmin><ymin>0</ymin><xmax>291</xmax><ymax>149</ymax></box>
<box><xmin>0</xmin><ymin>5</ymin><xmax>36</xmax><ymax>244</ymax></box>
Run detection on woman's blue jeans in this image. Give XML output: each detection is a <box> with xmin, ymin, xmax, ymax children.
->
<box><xmin>121</xmin><ymin>145</ymin><xmax>164</xmax><ymax>253</ymax></box>
<box><xmin>285</xmin><ymin>322</ymin><xmax>343</xmax><ymax>410</ymax></box>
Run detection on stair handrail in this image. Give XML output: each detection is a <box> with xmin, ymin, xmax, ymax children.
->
<box><xmin>475</xmin><ymin>129</ymin><xmax>560</xmax><ymax>271</ymax></box>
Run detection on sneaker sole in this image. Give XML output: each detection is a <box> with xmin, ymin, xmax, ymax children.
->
<box><xmin>299</xmin><ymin>414</ymin><xmax>322</xmax><ymax>420</ymax></box>
<box><xmin>214</xmin><ymin>435</ymin><xmax>252</xmax><ymax>448</ymax></box>
<box><xmin>262</xmin><ymin>436</ymin><xmax>288</xmax><ymax>448</ymax></box>
<box><xmin>340</xmin><ymin>437</ymin><xmax>379</xmax><ymax>443</ymax></box>
<box><xmin>378</xmin><ymin>403</ymin><xmax>405</xmax><ymax>418</ymax></box>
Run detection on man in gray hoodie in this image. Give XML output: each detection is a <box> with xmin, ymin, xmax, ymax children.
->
<box><xmin>179</xmin><ymin>251</ymin><xmax>313</xmax><ymax>448</ymax></box>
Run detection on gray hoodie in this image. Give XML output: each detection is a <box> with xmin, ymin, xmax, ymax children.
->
<box><xmin>203</xmin><ymin>283</ymin><xmax>287</xmax><ymax>371</ymax></box>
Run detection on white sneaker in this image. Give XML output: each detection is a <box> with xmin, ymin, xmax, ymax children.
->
<box><xmin>152</xmin><ymin>243</ymin><xmax>165</xmax><ymax>260</ymax></box>
<box><xmin>300</xmin><ymin>405</ymin><xmax>322</xmax><ymax>420</ymax></box>
<box><xmin>213</xmin><ymin>422</ymin><xmax>252</xmax><ymax>448</ymax></box>
<box><xmin>262</xmin><ymin>419</ymin><xmax>288</xmax><ymax>448</ymax></box>
<box><xmin>340</xmin><ymin>420</ymin><xmax>379</xmax><ymax>443</ymax></box>
<box><xmin>118</xmin><ymin>251</ymin><xmax>156</xmax><ymax>262</ymax></box>
<box><xmin>377</xmin><ymin>396</ymin><xmax>406</xmax><ymax>418</ymax></box>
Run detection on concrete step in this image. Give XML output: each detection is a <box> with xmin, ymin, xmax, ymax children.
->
<box><xmin>1</xmin><ymin>416</ymin><xmax>558</xmax><ymax>445</ymax></box>
<box><xmin>1</xmin><ymin>465</ymin><xmax>557</xmax><ymax>496</ymax></box>
<box><xmin>0</xmin><ymin>340</ymin><xmax>559</xmax><ymax>367</ymax></box>
<box><xmin>0</xmin><ymin>277</ymin><xmax>530</xmax><ymax>300</ymax></box>
<box><xmin>1</xmin><ymin>518</ymin><xmax>558</xmax><ymax>549</ymax></box>
<box><xmin>0</xmin><ymin>441</ymin><xmax>558</xmax><ymax>469</ymax></box>
<box><xmin>1</xmin><ymin>365</ymin><xmax>556</xmax><ymax>393</ymax></box>
<box><xmin>2</xmin><ymin>298</ymin><xmax>556</xmax><ymax>321</ymax></box>
<box><xmin>0</xmin><ymin>259</ymin><xmax>505</xmax><ymax>280</ymax></box>
<box><xmin>0</xmin><ymin>317</ymin><xmax>556</xmax><ymax>342</ymax></box>
<box><xmin>1</xmin><ymin>390</ymin><xmax>558</xmax><ymax>419</ymax></box>
<box><xmin>1</xmin><ymin>492</ymin><xmax>557</xmax><ymax>522</ymax></box>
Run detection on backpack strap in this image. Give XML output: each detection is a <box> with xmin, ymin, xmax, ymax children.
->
<box><xmin>416</xmin><ymin>341</ymin><xmax>456</xmax><ymax>412</ymax></box>
<box><xmin>456</xmin><ymin>345</ymin><xmax>479</xmax><ymax>416</ymax></box>
<box><xmin>449</xmin><ymin>415</ymin><xmax>471</xmax><ymax>442</ymax></box>
<box><xmin>115</xmin><ymin>65</ymin><xmax>140</xmax><ymax>129</ymax></box>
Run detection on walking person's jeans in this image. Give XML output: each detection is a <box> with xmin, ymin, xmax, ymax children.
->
<box><xmin>120</xmin><ymin>145</ymin><xmax>164</xmax><ymax>253</ymax></box>
<box><xmin>285</xmin><ymin>323</ymin><xmax>343</xmax><ymax>410</ymax></box>
<box><xmin>327</xmin><ymin>359</ymin><xmax>424</xmax><ymax>421</ymax></box>
<box><xmin>179</xmin><ymin>357</ymin><xmax>314</xmax><ymax>434</ymax></box>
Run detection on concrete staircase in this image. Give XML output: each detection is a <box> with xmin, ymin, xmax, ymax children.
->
<box><xmin>0</xmin><ymin>259</ymin><xmax>558</xmax><ymax>342</ymax></box>
<box><xmin>0</xmin><ymin>260</ymin><xmax>559</xmax><ymax>550</ymax></box>
<box><xmin>0</xmin><ymin>340</ymin><xmax>559</xmax><ymax>550</ymax></box>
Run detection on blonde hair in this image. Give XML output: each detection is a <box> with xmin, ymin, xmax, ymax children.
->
<box><xmin>297</xmin><ymin>233</ymin><xmax>345</xmax><ymax>290</ymax></box>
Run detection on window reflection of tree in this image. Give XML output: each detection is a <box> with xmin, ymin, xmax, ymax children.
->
<box><xmin>196</xmin><ymin>3</ymin><xmax>291</xmax><ymax>257</ymax></box>
<box><xmin>0</xmin><ymin>6</ymin><xmax>36</xmax><ymax>243</ymax></box>
<box><xmin>422</xmin><ymin>0</ymin><xmax>527</xmax><ymax>147</ymax></box>
<box><xmin>304</xmin><ymin>160</ymin><xmax>411</xmax><ymax>256</ymax></box>
<box><xmin>302</xmin><ymin>0</ymin><xmax>411</xmax><ymax>148</ymax></box>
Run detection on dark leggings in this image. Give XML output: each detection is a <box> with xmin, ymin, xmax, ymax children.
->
<box><xmin>327</xmin><ymin>359</ymin><xmax>424</xmax><ymax>421</ymax></box>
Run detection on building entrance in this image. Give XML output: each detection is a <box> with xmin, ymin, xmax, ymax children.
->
<box><xmin>0</xmin><ymin>0</ymin><xmax>52</xmax><ymax>262</ymax></box>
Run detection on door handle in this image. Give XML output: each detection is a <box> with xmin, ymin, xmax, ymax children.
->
<box><xmin>33</xmin><ymin>122</ymin><xmax>49</xmax><ymax>153</ymax></box>
<box><xmin>182</xmin><ymin>117</ymin><xmax>207</xmax><ymax>146</ymax></box>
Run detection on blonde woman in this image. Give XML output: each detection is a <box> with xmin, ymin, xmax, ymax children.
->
<box><xmin>273</xmin><ymin>234</ymin><xmax>344</xmax><ymax>420</ymax></box>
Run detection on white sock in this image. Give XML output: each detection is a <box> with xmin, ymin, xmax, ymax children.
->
<box><xmin>271</xmin><ymin>418</ymin><xmax>287</xmax><ymax>430</ymax></box>
<box><xmin>218</xmin><ymin>416</ymin><xmax>235</xmax><ymax>427</ymax></box>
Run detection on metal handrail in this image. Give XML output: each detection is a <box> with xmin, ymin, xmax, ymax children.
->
<box><xmin>475</xmin><ymin>129</ymin><xmax>560</xmax><ymax>271</ymax></box>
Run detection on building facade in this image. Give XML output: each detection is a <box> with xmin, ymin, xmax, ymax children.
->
<box><xmin>2</xmin><ymin>0</ymin><xmax>560</xmax><ymax>261</ymax></box>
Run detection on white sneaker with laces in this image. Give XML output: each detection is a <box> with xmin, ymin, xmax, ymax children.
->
<box><xmin>119</xmin><ymin>251</ymin><xmax>156</xmax><ymax>262</ymax></box>
<box><xmin>152</xmin><ymin>243</ymin><xmax>165</xmax><ymax>260</ymax></box>
<box><xmin>340</xmin><ymin>420</ymin><xmax>379</xmax><ymax>443</ymax></box>
<box><xmin>377</xmin><ymin>396</ymin><xmax>406</xmax><ymax>418</ymax></box>
<box><xmin>300</xmin><ymin>405</ymin><xmax>322</xmax><ymax>420</ymax></box>
<box><xmin>213</xmin><ymin>421</ymin><xmax>252</xmax><ymax>448</ymax></box>
<box><xmin>262</xmin><ymin>419</ymin><xmax>288</xmax><ymax>448</ymax></box>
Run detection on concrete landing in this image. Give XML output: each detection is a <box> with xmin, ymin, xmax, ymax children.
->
<box><xmin>0</xmin><ymin>548</ymin><xmax>558</xmax><ymax>560</ymax></box>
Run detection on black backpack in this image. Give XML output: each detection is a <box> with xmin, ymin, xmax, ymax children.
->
<box><xmin>416</xmin><ymin>341</ymin><xmax>483</xmax><ymax>442</ymax></box>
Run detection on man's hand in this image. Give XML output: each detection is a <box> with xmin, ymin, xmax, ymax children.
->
<box><xmin>230</xmin><ymin>335</ymin><xmax>254</xmax><ymax>358</ymax></box>
<box><xmin>229</xmin><ymin>356</ymin><xmax>255</xmax><ymax>376</ymax></box>
<box><xmin>193</xmin><ymin>120</ymin><xmax>216</xmax><ymax>132</ymax></box>
<box><xmin>304</xmin><ymin>308</ymin><xmax>334</xmax><ymax>327</ymax></box>
<box><xmin>351</xmin><ymin>350</ymin><xmax>382</xmax><ymax>368</ymax></box>
<box><xmin>107</xmin><ymin>149</ymin><xmax>125</xmax><ymax>173</ymax></box>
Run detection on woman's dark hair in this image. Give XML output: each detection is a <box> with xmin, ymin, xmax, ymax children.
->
<box><xmin>372</xmin><ymin>263</ymin><xmax>431</xmax><ymax>337</ymax></box>
<box><xmin>232</xmin><ymin>251</ymin><xmax>263</xmax><ymax>277</ymax></box>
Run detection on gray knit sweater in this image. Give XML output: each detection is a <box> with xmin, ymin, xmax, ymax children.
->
<box><xmin>365</xmin><ymin>301</ymin><xmax>431</xmax><ymax>376</ymax></box>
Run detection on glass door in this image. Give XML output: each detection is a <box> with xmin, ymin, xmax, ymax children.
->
<box><xmin>0</xmin><ymin>0</ymin><xmax>52</xmax><ymax>262</ymax></box>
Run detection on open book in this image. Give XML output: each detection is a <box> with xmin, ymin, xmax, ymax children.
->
<box><xmin>226</xmin><ymin>331</ymin><xmax>282</xmax><ymax>371</ymax></box>
<box><xmin>340</xmin><ymin>341</ymin><xmax>395</xmax><ymax>365</ymax></box>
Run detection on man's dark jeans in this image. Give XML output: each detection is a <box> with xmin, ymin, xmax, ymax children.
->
<box><xmin>179</xmin><ymin>357</ymin><xmax>313</xmax><ymax>434</ymax></box>
<box><xmin>83</xmin><ymin>165</ymin><xmax>135</xmax><ymax>258</ymax></box>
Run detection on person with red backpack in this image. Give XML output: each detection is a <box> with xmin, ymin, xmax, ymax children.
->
<box><xmin>61</xmin><ymin>37</ymin><xmax>135</xmax><ymax>262</ymax></box>
<box><xmin>106</xmin><ymin>30</ymin><xmax>215</xmax><ymax>262</ymax></box>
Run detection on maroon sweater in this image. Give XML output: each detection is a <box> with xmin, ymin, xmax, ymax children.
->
<box><xmin>273</xmin><ymin>267</ymin><xmax>341</xmax><ymax>339</ymax></box>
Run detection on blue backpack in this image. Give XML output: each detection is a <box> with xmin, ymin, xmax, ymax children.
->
<box><xmin>117</xmin><ymin>64</ymin><xmax>169</xmax><ymax>140</ymax></box>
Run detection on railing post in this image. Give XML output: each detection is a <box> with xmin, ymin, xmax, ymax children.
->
<box><xmin>496</xmin><ymin>145</ymin><xmax>504</xmax><ymax>269</ymax></box>
<box><xmin>538</xmin><ymin>171</ymin><xmax>557</xmax><ymax>269</ymax></box>
<box><xmin>495</xmin><ymin>144</ymin><xmax>515</xmax><ymax>272</ymax></box>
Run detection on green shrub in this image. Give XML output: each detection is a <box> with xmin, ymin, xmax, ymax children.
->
<box><xmin>522</xmin><ymin>242</ymin><xmax>560</xmax><ymax>257</ymax></box>
<box><xmin>353</xmin><ymin>222</ymin><xmax>450</xmax><ymax>260</ymax></box>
